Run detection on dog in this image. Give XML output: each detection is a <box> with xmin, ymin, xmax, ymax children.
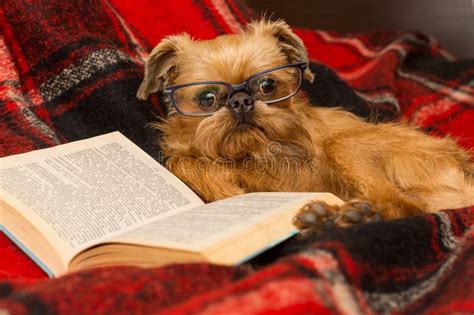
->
<box><xmin>137</xmin><ymin>19</ymin><xmax>474</xmax><ymax>235</ymax></box>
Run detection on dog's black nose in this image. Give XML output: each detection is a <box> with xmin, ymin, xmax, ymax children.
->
<box><xmin>227</xmin><ymin>92</ymin><xmax>254</xmax><ymax>122</ymax></box>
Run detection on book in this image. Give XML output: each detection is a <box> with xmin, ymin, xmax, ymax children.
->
<box><xmin>0</xmin><ymin>132</ymin><xmax>343</xmax><ymax>277</ymax></box>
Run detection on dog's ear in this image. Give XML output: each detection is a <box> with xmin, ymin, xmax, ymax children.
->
<box><xmin>137</xmin><ymin>34</ymin><xmax>191</xmax><ymax>100</ymax></box>
<box><xmin>247</xmin><ymin>19</ymin><xmax>315</xmax><ymax>82</ymax></box>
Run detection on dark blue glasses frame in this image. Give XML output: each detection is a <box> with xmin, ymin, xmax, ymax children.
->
<box><xmin>163</xmin><ymin>62</ymin><xmax>308</xmax><ymax>117</ymax></box>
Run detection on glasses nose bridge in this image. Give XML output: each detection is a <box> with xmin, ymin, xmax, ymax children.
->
<box><xmin>229</xmin><ymin>82</ymin><xmax>249</xmax><ymax>96</ymax></box>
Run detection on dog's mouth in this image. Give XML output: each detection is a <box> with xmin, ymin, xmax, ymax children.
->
<box><xmin>191</xmin><ymin>102</ymin><xmax>311</xmax><ymax>161</ymax></box>
<box><xmin>231</xmin><ymin>120</ymin><xmax>263</xmax><ymax>133</ymax></box>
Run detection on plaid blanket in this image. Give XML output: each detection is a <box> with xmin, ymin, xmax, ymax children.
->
<box><xmin>1</xmin><ymin>0</ymin><xmax>473</xmax><ymax>314</ymax></box>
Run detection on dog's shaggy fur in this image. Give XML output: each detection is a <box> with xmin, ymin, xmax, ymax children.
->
<box><xmin>138</xmin><ymin>19</ymin><xmax>473</xmax><ymax>230</ymax></box>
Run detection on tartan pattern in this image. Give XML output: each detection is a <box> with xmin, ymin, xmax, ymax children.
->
<box><xmin>295</xmin><ymin>28</ymin><xmax>474</xmax><ymax>149</ymax></box>
<box><xmin>0</xmin><ymin>0</ymin><xmax>473</xmax><ymax>314</ymax></box>
<box><xmin>0</xmin><ymin>209</ymin><xmax>472</xmax><ymax>314</ymax></box>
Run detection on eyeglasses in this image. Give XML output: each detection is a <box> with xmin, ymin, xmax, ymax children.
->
<box><xmin>163</xmin><ymin>62</ymin><xmax>307</xmax><ymax>116</ymax></box>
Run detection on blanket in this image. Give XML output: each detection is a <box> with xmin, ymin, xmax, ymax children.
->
<box><xmin>0</xmin><ymin>0</ymin><xmax>473</xmax><ymax>314</ymax></box>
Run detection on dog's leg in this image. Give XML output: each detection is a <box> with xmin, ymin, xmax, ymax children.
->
<box><xmin>166</xmin><ymin>156</ymin><xmax>243</xmax><ymax>202</ymax></box>
<box><xmin>293</xmin><ymin>128</ymin><xmax>434</xmax><ymax>236</ymax></box>
<box><xmin>294</xmin><ymin>120</ymin><xmax>474</xmax><ymax>235</ymax></box>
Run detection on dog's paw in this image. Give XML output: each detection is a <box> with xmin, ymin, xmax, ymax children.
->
<box><xmin>335</xmin><ymin>200</ymin><xmax>381</xmax><ymax>228</ymax></box>
<box><xmin>293</xmin><ymin>201</ymin><xmax>340</xmax><ymax>238</ymax></box>
<box><xmin>293</xmin><ymin>199</ymin><xmax>381</xmax><ymax>239</ymax></box>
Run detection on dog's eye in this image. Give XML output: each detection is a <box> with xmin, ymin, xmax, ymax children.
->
<box><xmin>197</xmin><ymin>91</ymin><xmax>217</xmax><ymax>108</ymax></box>
<box><xmin>259</xmin><ymin>78</ymin><xmax>277</xmax><ymax>95</ymax></box>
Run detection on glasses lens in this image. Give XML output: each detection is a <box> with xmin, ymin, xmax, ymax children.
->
<box><xmin>248</xmin><ymin>66</ymin><xmax>302</xmax><ymax>103</ymax></box>
<box><xmin>172</xmin><ymin>83</ymin><xmax>230</xmax><ymax>115</ymax></box>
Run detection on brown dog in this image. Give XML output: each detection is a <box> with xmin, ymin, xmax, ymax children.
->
<box><xmin>137</xmin><ymin>19</ymin><xmax>474</xmax><ymax>234</ymax></box>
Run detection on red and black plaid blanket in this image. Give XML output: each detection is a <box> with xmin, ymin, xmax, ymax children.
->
<box><xmin>1</xmin><ymin>1</ymin><xmax>473</xmax><ymax>314</ymax></box>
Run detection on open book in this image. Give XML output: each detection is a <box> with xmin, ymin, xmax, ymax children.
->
<box><xmin>0</xmin><ymin>132</ymin><xmax>343</xmax><ymax>277</ymax></box>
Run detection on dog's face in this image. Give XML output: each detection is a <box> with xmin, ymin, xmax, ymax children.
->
<box><xmin>138</xmin><ymin>20</ymin><xmax>315</xmax><ymax>161</ymax></box>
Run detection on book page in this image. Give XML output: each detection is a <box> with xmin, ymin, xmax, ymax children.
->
<box><xmin>0</xmin><ymin>132</ymin><xmax>203</xmax><ymax>262</ymax></box>
<box><xmin>112</xmin><ymin>192</ymin><xmax>339</xmax><ymax>251</ymax></box>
